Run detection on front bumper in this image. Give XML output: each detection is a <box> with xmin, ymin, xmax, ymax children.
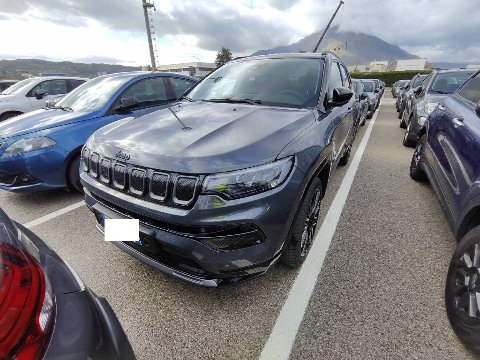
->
<box><xmin>0</xmin><ymin>146</ymin><xmax>68</xmax><ymax>191</ymax></box>
<box><xmin>81</xmin><ymin>164</ymin><xmax>305</xmax><ymax>286</ymax></box>
<box><xmin>405</xmin><ymin>113</ymin><xmax>425</xmax><ymax>145</ymax></box>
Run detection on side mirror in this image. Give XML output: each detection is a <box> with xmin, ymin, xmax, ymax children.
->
<box><xmin>113</xmin><ymin>97</ymin><xmax>138</xmax><ymax>112</ymax></box>
<box><xmin>329</xmin><ymin>87</ymin><xmax>354</xmax><ymax>107</ymax></box>
<box><xmin>476</xmin><ymin>102</ymin><xmax>480</xmax><ymax>118</ymax></box>
<box><xmin>374</xmin><ymin>89</ymin><xmax>380</xmax><ymax>93</ymax></box>
<box><xmin>35</xmin><ymin>89</ymin><xmax>48</xmax><ymax>100</ymax></box>
<box><xmin>360</xmin><ymin>92</ymin><xmax>368</xmax><ymax>100</ymax></box>
<box><xmin>414</xmin><ymin>86</ymin><xmax>422</xmax><ymax>96</ymax></box>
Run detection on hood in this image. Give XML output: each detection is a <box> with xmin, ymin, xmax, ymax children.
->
<box><xmin>367</xmin><ymin>93</ymin><xmax>376</xmax><ymax>100</ymax></box>
<box><xmin>424</xmin><ymin>93</ymin><xmax>449</xmax><ymax>104</ymax></box>
<box><xmin>0</xmin><ymin>109</ymin><xmax>95</xmax><ymax>139</ymax></box>
<box><xmin>89</xmin><ymin>101</ymin><xmax>315</xmax><ymax>173</ymax></box>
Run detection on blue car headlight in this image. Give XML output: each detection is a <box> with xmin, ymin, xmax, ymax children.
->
<box><xmin>201</xmin><ymin>157</ymin><xmax>294</xmax><ymax>199</ymax></box>
<box><xmin>1</xmin><ymin>137</ymin><xmax>56</xmax><ymax>158</ymax></box>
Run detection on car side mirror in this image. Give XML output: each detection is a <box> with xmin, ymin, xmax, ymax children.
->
<box><xmin>476</xmin><ymin>102</ymin><xmax>480</xmax><ymax>118</ymax></box>
<box><xmin>328</xmin><ymin>87</ymin><xmax>354</xmax><ymax>107</ymax></box>
<box><xmin>113</xmin><ymin>97</ymin><xmax>138</xmax><ymax>112</ymax></box>
<box><xmin>414</xmin><ymin>86</ymin><xmax>422</xmax><ymax>96</ymax></box>
<box><xmin>374</xmin><ymin>89</ymin><xmax>380</xmax><ymax>93</ymax></box>
<box><xmin>35</xmin><ymin>89</ymin><xmax>48</xmax><ymax>100</ymax></box>
<box><xmin>360</xmin><ymin>92</ymin><xmax>368</xmax><ymax>100</ymax></box>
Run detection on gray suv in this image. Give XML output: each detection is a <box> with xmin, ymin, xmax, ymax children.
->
<box><xmin>80</xmin><ymin>52</ymin><xmax>356</xmax><ymax>286</ymax></box>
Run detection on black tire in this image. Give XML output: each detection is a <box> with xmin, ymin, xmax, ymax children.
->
<box><xmin>446</xmin><ymin>226</ymin><xmax>480</xmax><ymax>354</ymax></box>
<box><xmin>338</xmin><ymin>146</ymin><xmax>351</xmax><ymax>166</ymax></box>
<box><xmin>281</xmin><ymin>177</ymin><xmax>322</xmax><ymax>268</ymax></box>
<box><xmin>67</xmin><ymin>154</ymin><xmax>83</xmax><ymax>193</ymax></box>
<box><xmin>403</xmin><ymin>120</ymin><xmax>417</xmax><ymax>147</ymax></box>
<box><xmin>398</xmin><ymin>107</ymin><xmax>404</xmax><ymax>120</ymax></box>
<box><xmin>0</xmin><ymin>111</ymin><xmax>22</xmax><ymax>122</ymax></box>
<box><xmin>410</xmin><ymin>134</ymin><xmax>427</xmax><ymax>181</ymax></box>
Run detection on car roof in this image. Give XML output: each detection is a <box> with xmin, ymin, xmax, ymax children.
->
<box><xmin>94</xmin><ymin>71</ymin><xmax>196</xmax><ymax>81</ymax></box>
<box><xmin>234</xmin><ymin>52</ymin><xmax>327</xmax><ymax>62</ymax></box>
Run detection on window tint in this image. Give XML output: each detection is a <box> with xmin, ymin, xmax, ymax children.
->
<box><xmin>117</xmin><ymin>77</ymin><xmax>169</xmax><ymax>108</ymax></box>
<box><xmin>170</xmin><ymin>77</ymin><xmax>196</xmax><ymax>98</ymax></box>
<box><xmin>31</xmin><ymin>80</ymin><xmax>67</xmax><ymax>96</ymax></box>
<box><xmin>457</xmin><ymin>74</ymin><xmax>480</xmax><ymax>104</ymax></box>
<box><xmin>413</xmin><ymin>75</ymin><xmax>427</xmax><ymax>87</ymax></box>
<box><xmin>67</xmin><ymin>79</ymin><xmax>86</xmax><ymax>92</ymax></box>
<box><xmin>328</xmin><ymin>63</ymin><xmax>343</xmax><ymax>99</ymax></box>
<box><xmin>339</xmin><ymin>65</ymin><xmax>351</xmax><ymax>89</ymax></box>
<box><xmin>429</xmin><ymin>71</ymin><xmax>475</xmax><ymax>95</ymax></box>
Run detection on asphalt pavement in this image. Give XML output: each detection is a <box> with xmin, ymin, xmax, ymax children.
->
<box><xmin>1</xmin><ymin>92</ymin><xmax>476</xmax><ymax>359</ymax></box>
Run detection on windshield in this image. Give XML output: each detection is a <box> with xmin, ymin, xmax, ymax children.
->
<box><xmin>429</xmin><ymin>71</ymin><xmax>476</xmax><ymax>94</ymax></box>
<box><xmin>1</xmin><ymin>78</ymin><xmax>37</xmax><ymax>95</ymax></box>
<box><xmin>363</xmin><ymin>81</ymin><xmax>374</xmax><ymax>92</ymax></box>
<box><xmin>398</xmin><ymin>80</ymin><xmax>409</xmax><ymax>87</ymax></box>
<box><xmin>413</xmin><ymin>75</ymin><xmax>427</xmax><ymax>87</ymax></box>
<box><xmin>188</xmin><ymin>57</ymin><xmax>324</xmax><ymax>108</ymax></box>
<box><xmin>55</xmin><ymin>75</ymin><xmax>131</xmax><ymax>112</ymax></box>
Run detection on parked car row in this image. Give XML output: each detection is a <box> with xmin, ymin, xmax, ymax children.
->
<box><xmin>393</xmin><ymin>69</ymin><xmax>480</xmax><ymax>354</ymax></box>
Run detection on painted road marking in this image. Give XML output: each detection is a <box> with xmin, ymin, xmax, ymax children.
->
<box><xmin>24</xmin><ymin>201</ymin><xmax>85</xmax><ymax>229</ymax></box>
<box><xmin>259</xmin><ymin>103</ymin><xmax>381</xmax><ymax>360</ymax></box>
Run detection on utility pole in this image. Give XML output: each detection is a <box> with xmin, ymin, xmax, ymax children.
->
<box><xmin>312</xmin><ymin>0</ymin><xmax>344</xmax><ymax>53</ymax></box>
<box><xmin>142</xmin><ymin>0</ymin><xmax>157</xmax><ymax>69</ymax></box>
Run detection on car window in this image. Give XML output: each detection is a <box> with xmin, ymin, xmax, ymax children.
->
<box><xmin>0</xmin><ymin>78</ymin><xmax>37</xmax><ymax>95</ymax></box>
<box><xmin>116</xmin><ymin>77</ymin><xmax>169</xmax><ymax>108</ymax></box>
<box><xmin>429</xmin><ymin>71</ymin><xmax>475</xmax><ymax>95</ymax></box>
<box><xmin>339</xmin><ymin>65</ymin><xmax>351</xmax><ymax>89</ymax></box>
<box><xmin>170</xmin><ymin>77</ymin><xmax>196</xmax><ymax>98</ymax></box>
<box><xmin>328</xmin><ymin>62</ymin><xmax>343</xmax><ymax>99</ymax></box>
<box><xmin>30</xmin><ymin>79</ymin><xmax>68</xmax><ymax>96</ymax></box>
<box><xmin>189</xmin><ymin>58</ymin><xmax>324</xmax><ymax>108</ymax></box>
<box><xmin>413</xmin><ymin>75</ymin><xmax>427</xmax><ymax>87</ymax></box>
<box><xmin>362</xmin><ymin>81</ymin><xmax>374</xmax><ymax>92</ymax></box>
<box><xmin>67</xmin><ymin>79</ymin><xmax>86</xmax><ymax>92</ymax></box>
<box><xmin>456</xmin><ymin>74</ymin><xmax>480</xmax><ymax>104</ymax></box>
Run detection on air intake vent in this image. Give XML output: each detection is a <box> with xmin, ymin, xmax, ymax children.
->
<box><xmin>100</xmin><ymin>158</ymin><xmax>111</xmax><ymax>183</ymax></box>
<box><xmin>150</xmin><ymin>172</ymin><xmax>169</xmax><ymax>201</ymax></box>
<box><xmin>174</xmin><ymin>176</ymin><xmax>198</xmax><ymax>205</ymax></box>
<box><xmin>90</xmin><ymin>153</ymin><xmax>99</xmax><ymax>178</ymax></box>
<box><xmin>130</xmin><ymin>168</ymin><xmax>146</xmax><ymax>195</ymax></box>
<box><xmin>113</xmin><ymin>163</ymin><xmax>127</xmax><ymax>190</ymax></box>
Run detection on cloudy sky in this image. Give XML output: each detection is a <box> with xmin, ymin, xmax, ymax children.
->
<box><xmin>1</xmin><ymin>0</ymin><xmax>479</xmax><ymax>66</ymax></box>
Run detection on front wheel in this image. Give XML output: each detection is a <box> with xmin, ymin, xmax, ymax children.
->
<box><xmin>403</xmin><ymin>120</ymin><xmax>417</xmax><ymax>147</ymax></box>
<box><xmin>410</xmin><ymin>134</ymin><xmax>427</xmax><ymax>181</ymax></box>
<box><xmin>446</xmin><ymin>226</ymin><xmax>480</xmax><ymax>354</ymax></box>
<box><xmin>281</xmin><ymin>177</ymin><xmax>322</xmax><ymax>268</ymax></box>
<box><xmin>67</xmin><ymin>154</ymin><xmax>83</xmax><ymax>193</ymax></box>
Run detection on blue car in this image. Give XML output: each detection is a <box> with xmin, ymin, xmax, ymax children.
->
<box><xmin>0</xmin><ymin>71</ymin><xmax>197</xmax><ymax>192</ymax></box>
<box><xmin>409</xmin><ymin>70</ymin><xmax>480</xmax><ymax>353</ymax></box>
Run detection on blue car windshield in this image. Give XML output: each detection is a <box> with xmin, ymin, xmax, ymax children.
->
<box><xmin>189</xmin><ymin>58</ymin><xmax>324</xmax><ymax>108</ymax></box>
<box><xmin>0</xmin><ymin>78</ymin><xmax>37</xmax><ymax>95</ymax></box>
<box><xmin>55</xmin><ymin>76</ymin><xmax>132</xmax><ymax>112</ymax></box>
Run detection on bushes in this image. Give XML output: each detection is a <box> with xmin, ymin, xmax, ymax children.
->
<box><xmin>350</xmin><ymin>70</ymin><xmax>432</xmax><ymax>87</ymax></box>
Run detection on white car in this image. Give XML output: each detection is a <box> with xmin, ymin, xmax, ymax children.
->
<box><xmin>0</xmin><ymin>76</ymin><xmax>87</xmax><ymax>121</ymax></box>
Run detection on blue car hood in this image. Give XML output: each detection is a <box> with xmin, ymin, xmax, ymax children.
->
<box><xmin>89</xmin><ymin>101</ymin><xmax>315</xmax><ymax>173</ymax></box>
<box><xmin>0</xmin><ymin>109</ymin><xmax>95</xmax><ymax>139</ymax></box>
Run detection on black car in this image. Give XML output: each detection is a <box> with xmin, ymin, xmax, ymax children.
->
<box><xmin>402</xmin><ymin>68</ymin><xmax>475</xmax><ymax>147</ymax></box>
<box><xmin>0</xmin><ymin>80</ymin><xmax>18</xmax><ymax>92</ymax></box>
<box><xmin>0</xmin><ymin>208</ymin><xmax>136</xmax><ymax>359</ymax></box>
<box><xmin>352</xmin><ymin>78</ymin><xmax>369</xmax><ymax>128</ymax></box>
<box><xmin>80</xmin><ymin>52</ymin><xmax>355</xmax><ymax>286</ymax></box>
<box><xmin>397</xmin><ymin>74</ymin><xmax>428</xmax><ymax>121</ymax></box>
<box><xmin>409</xmin><ymin>70</ymin><xmax>480</xmax><ymax>353</ymax></box>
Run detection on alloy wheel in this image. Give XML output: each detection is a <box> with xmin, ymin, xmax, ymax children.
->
<box><xmin>453</xmin><ymin>243</ymin><xmax>480</xmax><ymax>319</ymax></box>
<box><xmin>300</xmin><ymin>188</ymin><xmax>321</xmax><ymax>257</ymax></box>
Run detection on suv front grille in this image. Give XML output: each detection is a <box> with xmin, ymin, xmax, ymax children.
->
<box><xmin>85</xmin><ymin>151</ymin><xmax>202</xmax><ymax>208</ymax></box>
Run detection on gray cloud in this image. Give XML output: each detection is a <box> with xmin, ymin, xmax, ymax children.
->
<box><xmin>1</xmin><ymin>0</ymin><xmax>479</xmax><ymax>62</ymax></box>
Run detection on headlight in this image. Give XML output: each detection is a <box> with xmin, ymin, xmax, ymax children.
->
<box><xmin>425</xmin><ymin>102</ymin><xmax>438</xmax><ymax>115</ymax></box>
<box><xmin>202</xmin><ymin>157</ymin><xmax>294</xmax><ymax>199</ymax></box>
<box><xmin>1</xmin><ymin>137</ymin><xmax>56</xmax><ymax>158</ymax></box>
<box><xmin>418</xmin><ymin>116</ymin><xmax>427</xmax><ymax>126</ymax></box>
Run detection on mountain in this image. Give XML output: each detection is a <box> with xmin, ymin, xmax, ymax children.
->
<box><xmin>251</xmin><ymin>26</ymin><xmax>418</xmax><ymax>66</ymax></box>
<box><xmin>0</xmin><ymin>58</ymin><xmax>141</xmax><ymax>79</ymax></box>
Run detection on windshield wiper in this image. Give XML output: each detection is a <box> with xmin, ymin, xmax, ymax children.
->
<box><xmin>205</xmin><ymin>98</ymin><xmax>262</xmax><ymax>105</ymax></box>
<box><xmin>179</xmin><ymin>95</ymin><xmax>195</xmax><ymax>102</ymax></box>
<box><xmin>429</xmin><ymin>89</ymin><xmax>450</xmax><ymax>94</ymax></box>
<box><xmin>50</xmin><ymin>105</ymin><xmax>74</xmax><ymax>111</ymax></box>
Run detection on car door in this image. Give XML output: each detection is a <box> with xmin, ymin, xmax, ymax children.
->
<box><xmin>28</xmin><ymin>79</ymin><xmax>68</xmax><ymax>110</ymax></box>
<box><xmin>326</xmin><ymin>61</ymin><xmax>353</xmax><ymax>161</ymax></box>
<box><xmin>339</xmin><ymin>64</ymin><xmax>355</xmax><ymax>140</ymax></box>
<box><xmin>428</xmin><ymin>73</ymin><xmax>480</xmax><ymax>221</ymax></box>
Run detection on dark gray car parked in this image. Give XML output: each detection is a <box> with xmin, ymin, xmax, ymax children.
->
<box><xmin>398</xmin><ymin>74</ymin><xmax>428</xmax><ymax>125</ymax></box>
<box><xmin>402</xmin><ymin>69</ymin><xmax>475</xmax><ymax>147</ymax></box>
<box><xmin>80</xmin><ymin>52</ymin><xmax>356</xmax><ymax>286</ymax></box>
<box><xmin>352</xmin><ymin>78</ymin><xmax>369</xmax><ymax>129</ymax></box>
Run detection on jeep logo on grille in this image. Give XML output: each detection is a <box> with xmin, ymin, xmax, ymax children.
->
<box><xmin>115</xmin><ymin>151</ymin><xmax>130</xmax><ymax>161</ymax></box>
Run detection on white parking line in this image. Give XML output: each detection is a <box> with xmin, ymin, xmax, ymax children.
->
<box><xmin>259</xmin><ymin>104</ymin><xmax>381</xmax><ymax>360</ymax></box>
<box><xmin>23</xmin><ymin>200</ymin><xmax>85</xmax><ymax>229</ymax></box>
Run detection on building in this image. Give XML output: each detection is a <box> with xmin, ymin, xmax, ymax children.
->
<box><xmin>395</xmin><ymin>59</ymin><xmax>427</xmax><ymax>71</ymax></box>
<box><xmin>156</xmin><ymin>62</ymin><xmax>216</xmax><ymax>78</ymax></box>
<box><xmin>369</xmin><ymin>60</ymin><xmax>389</xmax><ymax>72</ymax></box>
<box><xmin>348</xmin><ymin>64</ymin><xmax>368</xmax><ymax>72</ymax></box>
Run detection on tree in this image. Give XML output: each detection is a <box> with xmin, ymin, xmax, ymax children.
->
<box><xmin>215</xmin><ymin>47</ymin><xmax>233</xmax><ymax>68</ymax></box>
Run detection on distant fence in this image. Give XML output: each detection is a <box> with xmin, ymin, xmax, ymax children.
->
<box><xmin>351</xmin><ymin>70</ymin><xmax>432</xmax><ymax>87</ymax></box>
